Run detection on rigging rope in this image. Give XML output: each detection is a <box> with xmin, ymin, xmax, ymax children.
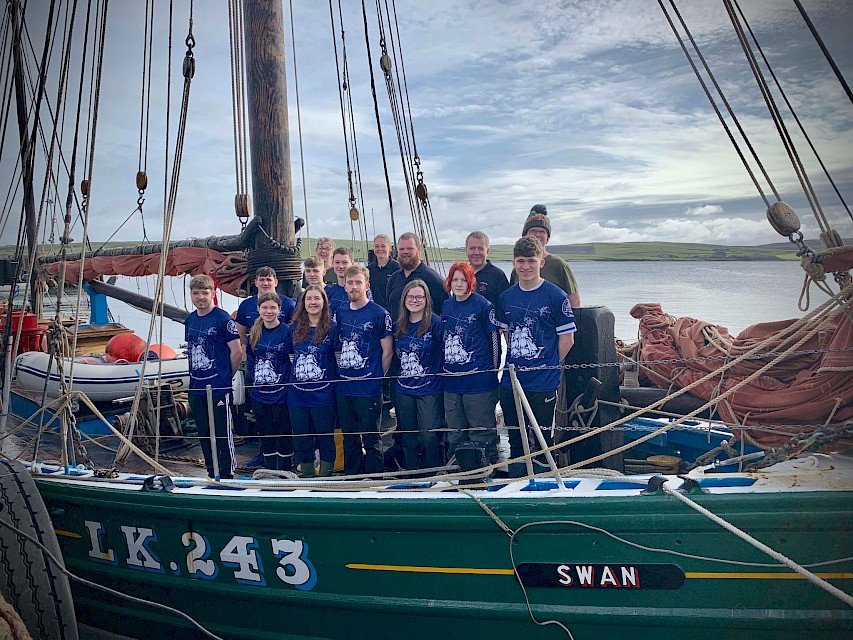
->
<box><xmin>372</xmin><ymin>0</ymin><xmax>443</xmax><ymax>271</ymax></box>
<box><xmin>116</xmin><ymin>0</ymin><xmax>196</xmax><ymax>466</ymax></box>
<box><xmin>287</xmin><ymin>0</ymin><xmax>311</xmax><ymax>243</ymax></box>
<box><xmin>732</xmin><ymin>1</ymin><xmax>851</xmax><ymax>224</ymax></box>
<box><xmin>659</xmin><ymin>0</ymin><xmax>776</xmax><ymax>207</ymax></box>
<box><xmin>792</xmin><ymin>0</ymin><xmax>853</xmax><ymax>106</ymax></box>
<box><xmin>722</xmin><ymin>0</ymin><xmax>828</xmax><ymax>236</ymax></box>
<box><xmin>227</xmin><ymin>0</ymin><xmax>250</xmax><ymax>227</ymax></box>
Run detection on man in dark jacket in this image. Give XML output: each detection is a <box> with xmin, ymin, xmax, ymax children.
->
<box><xmin>386</xmin><ymin>232</ymin><xmax>448</xmax><ymax>316</ymax></box>
<box><xmin>466</xmin><ymin>230</ymin><xmax>509</xmax><ymax>308</ymax></box>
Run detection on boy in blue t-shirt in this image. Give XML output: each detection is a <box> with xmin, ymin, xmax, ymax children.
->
<box><xmin>334</xmin><ymin>265</ymin><xmax>393</xmax><ymax>475</ymax></box>
<box><xmin>326</xmin><ymin>247</ymin><xmax>372</xmax><ymax>317</ymax></box>
<box><xmin>185</xmin><ymin>274</ymin><xmax>242</xmax><ymax>479</ymax></box>
<box><xmin>497</xmin><ymin>236</ymin><xmax>576</xmax><ymax>478</ymax></box>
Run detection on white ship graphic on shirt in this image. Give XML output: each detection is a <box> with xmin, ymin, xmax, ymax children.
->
<box><xmin>253</xmin><ymin>358</ymin><xmax>279</xmax><ymax>385</ymax></box>
<box><xmin>444</xmin><ymin>331</ymin><xmax>472</xmax><ymax>365</ymax></box>
<box><xmin>189</xmin><ymin>343</ymin><xmax>213</xmax><ymax>370</ymax></box>
<box><xmin>400</xmin><ymin>350</ymin><xmax>425</xmax><ymax>377</ymax></box>
<box><xmin>294</xmin><ymin>352</ymin><xmax>324</xmax><ymax>381</ymax></box>
<box><xmin>510</xmin><ymin>317</ymin><xmax>544</xmax><ymax>360</ymax></box>
<box><xmin>340</xmin><ymin>339</ymin><xmax>366</xmax><ymax>369</ymax></box>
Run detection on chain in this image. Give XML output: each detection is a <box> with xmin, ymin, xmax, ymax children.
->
<box><xmin>746</xmin><ymin>421</ymin><xmax>853</xmax><ymax>470</ymax></box>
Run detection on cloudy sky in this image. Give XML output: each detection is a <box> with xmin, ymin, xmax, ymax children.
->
<box><xmin>3</xmin><ymin>0</ymin><xmax>852</xmax><ymax>249</ymax></box>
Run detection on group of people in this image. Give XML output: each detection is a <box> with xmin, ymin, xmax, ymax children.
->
<box><xmin>184</xmin><ymin>205</ymin><xmax>581</xmax><ymax>480</ymax></box>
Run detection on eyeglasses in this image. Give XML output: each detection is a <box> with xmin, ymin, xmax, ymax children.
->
<box><xmin>405</xmin><ymin>295</ymin><xmax>426</xmax><ymax>302</ymax></box>
<box><xmin>256</xmin><ymin>277</ymin><xmax>275</xmax><ymax>282</ymax></box>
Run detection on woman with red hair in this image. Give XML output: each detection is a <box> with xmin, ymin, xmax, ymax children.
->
<box><xmin>440</xmin><ymin>261</ymin><xmax>501</xmax><ymax>471</ymax></box>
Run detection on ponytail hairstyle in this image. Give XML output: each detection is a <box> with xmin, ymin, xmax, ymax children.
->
<box><xmin>249</xmin><ymin>292</ymin><xmax>281</xmax><ymax>350</ymax></box>
<box><xmin>395</xmin><ymin>279</ymin><xmax>433</xmax><ymax>339</ymax></box>
<box><xmin>292</xmin><ymin>284</ymin><xmax>332</xmax><ymax>344</ymax></box>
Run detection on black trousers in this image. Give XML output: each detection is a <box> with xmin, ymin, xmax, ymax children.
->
<box><xmin>336</xmin><ymin>394</ymin><xmax>383</xmax><ymax>475</ymax></box>
<box><xmin>394</xmin><ymin>392</ymin><xmax>444</xmax><ymax>471</ymax></box>
<box><xmin>253</xmin><ymin>401</ymin><xmax>294</xmax><ymax>470</ymax></box>
<box><xmin>189</xmin><ymin>392</ymin><xmax>235</xmax><ymax>479</ymax></box>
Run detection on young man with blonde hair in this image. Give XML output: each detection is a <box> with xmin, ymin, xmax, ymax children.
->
<box><xmin>185</xmin><ymin>274</ymin><xmax>242</xmax><ymax>479</ymax></box>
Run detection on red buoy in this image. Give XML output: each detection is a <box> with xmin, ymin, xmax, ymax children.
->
<box><xmin>104</xmin><ymin>333</ymin><xmax>146</xmax><ymax>363</ymax></box>
<box><xmin>139</xmin><ymin>343</ymin><xmax>177</xmax><ymax>361</ymax></box>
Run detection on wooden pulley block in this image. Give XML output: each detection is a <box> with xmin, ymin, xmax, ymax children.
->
<box><xmin>234</xmin><ymin>193</ymin><xmax>251</xmax><ymax>218</ymax></box>
<box><xmin>380</xmin><ymin>53</ymin><xmax>392</xmax><ymax>74</ymax></box>
<box><xmin>349</xmin><ymin>206</ymin><xmax>360</xmax><ymax>221</ymax></box>
<box><xmin>766</xmin><ymin>201</ymin><xmax>800</xmax><ymax>237</ymax></box>
<box><xmin>415</xmin><ymin>182</ymin><xmax>428</xmax><ymax>202</ymax></box>
<box><xmin>136</xmin><ymin>171</ymin><xmax>148</xmax><ymax>191</ymax></box>
<box><xmin>80</xmin><ymin>179</ymin><xmax>90</xmax><ymax>196</ymax></box>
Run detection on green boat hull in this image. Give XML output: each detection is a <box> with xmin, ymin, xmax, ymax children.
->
<box><xmin>33</xmin><ymin>476</ymin><xmax>853</xmax><ymax>640</ymax></box>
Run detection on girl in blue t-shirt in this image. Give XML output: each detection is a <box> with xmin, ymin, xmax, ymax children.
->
<box><xmin>393</xmin><ymin>279</ymin><xmax>444</xmax><ymax>471</ymax></box>
<box><xmin>440</xmin><ymin>261</ymin><xmax>501</xmax><ymax>467</ymax></box>
<box><xmin>246</xmin><ymin>292</ymin><xmax>293</xmax><ymax>471</ymax></box>
<box><xmin>284</xmin><ymin>284</ymin><xmax>338</xmax><ymax>477</ymax></box>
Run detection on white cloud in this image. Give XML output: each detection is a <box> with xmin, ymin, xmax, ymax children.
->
<box><xmin>685</xmin><ymin>204</ymin><xmax>724</xmax><ymax>217</ymax></box>
<box><xmin>3</xmin><ymin>0</ymin><xmax>851</xmax><ymax>251</ymax></box>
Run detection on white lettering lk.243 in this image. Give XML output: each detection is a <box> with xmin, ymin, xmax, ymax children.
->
<box><xmin>84</xmin><ymin>520</ymin><xmax>317</xmax><ymax>590</ymax></box>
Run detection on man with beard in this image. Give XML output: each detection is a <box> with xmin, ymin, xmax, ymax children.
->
<box><xmin>387</xmin><ymin>232</ymin><xmax>448</xmax><ymax>318</ymax></box>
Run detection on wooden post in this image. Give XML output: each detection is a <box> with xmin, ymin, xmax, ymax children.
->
<box><xmin>243</xmin><ymin>0</ymin><xmax>295</xmax><ymax>249</ymax></box>
<box><xmin>558</xmin><ymin>306</ymin><xmax>624</xmax><ymax>471</ymax></box>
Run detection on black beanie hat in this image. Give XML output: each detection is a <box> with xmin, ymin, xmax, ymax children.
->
<box><xmin>522</xmin><ymin>204</ymin><xmax>551</xmax><ymax>238</ymax></box>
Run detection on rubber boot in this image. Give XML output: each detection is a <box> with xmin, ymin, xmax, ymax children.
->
<box><xmin>318</xmin><ymin>461</ymin><xmax>334</xmax><ymax>477</ymax></box>
<box><xmin>300</xmin><ymin>462</ymin><xmax>316</xmax><ymax>478</ymax></box>
<box><xmin>277</xmin><ymin>455</ymin><xmax>294</xmax><ymax>472</ymax></box>
<box><xmin>262</xmin><ymin>454</ymin><xmax>277</xmax><ymax>469</ymax></box>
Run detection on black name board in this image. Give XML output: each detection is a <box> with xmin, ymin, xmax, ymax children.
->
<box><xmin>516</xmin><ymin>563</ymin><xmax>685</xmax><ymax>589</ymax></box>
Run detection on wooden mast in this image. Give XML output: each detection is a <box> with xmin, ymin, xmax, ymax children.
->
<box><xmin>8</xmin><ymin>0</ymin><xmax>40</xmax><ymax>316</ymax></box>
<box><xmin>243</xmin><ymin>0</ymin><xmax>300</xmax><ymax>295</ymax></box>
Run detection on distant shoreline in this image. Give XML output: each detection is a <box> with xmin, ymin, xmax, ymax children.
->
<box><xmin>1</xmin><ymin>239</ymin><xmax>824</xmax><ymax>262</ymax></box>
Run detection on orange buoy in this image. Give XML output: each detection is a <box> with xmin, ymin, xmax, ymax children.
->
<box><xmin>104</xmin><ymin>333</ymin><xmax>146</xmax><ymax>363</ymax></box>
<box><xmin>139</xmin><ymin>343</ymin><xmax>177</xmax><ymax>361</ymax></box>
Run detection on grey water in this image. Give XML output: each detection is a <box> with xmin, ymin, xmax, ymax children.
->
<box><xmin>107</xmin><ymin>260</ymin><xmax>810</xmax><ymax>345</ymax></box>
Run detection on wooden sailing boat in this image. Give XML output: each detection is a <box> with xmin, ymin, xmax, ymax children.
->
<box><xmin>0</xmin><ymin>2</ymin><xmax>851</xmax><ymax>640</ymax></box>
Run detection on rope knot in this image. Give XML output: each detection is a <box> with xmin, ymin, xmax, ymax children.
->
<box><xmin>800</xmin><ymin>255</ymin><xmax>826</xmax><ymax>281</ymax></box>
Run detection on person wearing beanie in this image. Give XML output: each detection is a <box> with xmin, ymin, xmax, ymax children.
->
<box><xmin>510</xmin><ymin>204</ymin><xmax>581</xmax><ymax>308</ymax></box>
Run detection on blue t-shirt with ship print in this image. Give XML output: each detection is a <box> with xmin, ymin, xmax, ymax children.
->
<box><xmin>245</xmin><ymin>321</ymin><xmax>291</xmax><ymax>405</ymax></box>
<box><xmin>334</xmin><ymin>301</ymin><xmax>392</xmax><ymax>397</ymax></box>
<box><xmin>497</xmin><ymin>279</ymin><xmax>576</xmax><ymax>393</ymax></box>
<box><xmin>393</xmin><ymin>313</ymin><xmax>443</xmax><ymax>397</ymax></box>
<box><xmin>284</xmin><ymin>321</ymin><xmax>339</xmax><ymax>408</ymax></box>
<box><xmin>185</xmin><ymin>306</ymin><xmax>240</xmax><ymax>396</ymax></box>
<box><xmin>440</xmin><ymin>293</ymin><xmax>501</xmax><ymax>394</ymax></box>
